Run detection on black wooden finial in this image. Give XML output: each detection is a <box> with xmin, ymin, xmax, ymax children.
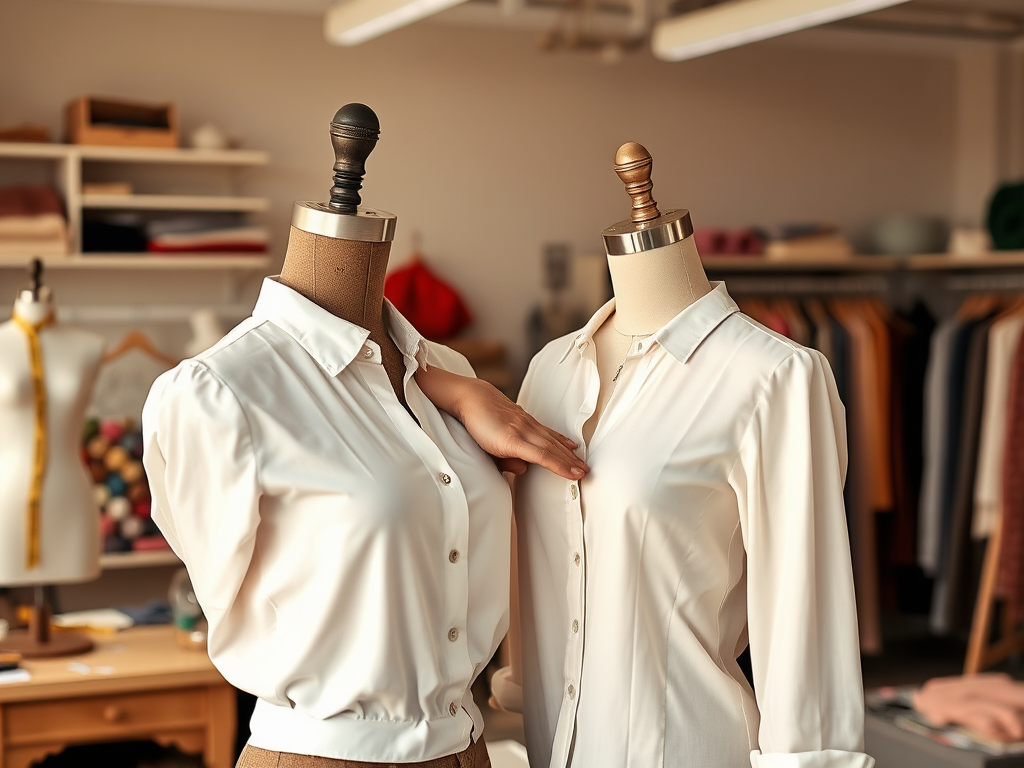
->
<box><xmin>328</xmin><ymin>103</ymin><xmax>381</xmax><ymax>214</ymax></box>
<box><xmin>30</xmin><ymin>258</ymin><xmax>43</xmax><ymax>301</ymax></box>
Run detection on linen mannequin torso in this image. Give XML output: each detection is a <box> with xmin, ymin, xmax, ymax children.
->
<box><xmin>503</xmin><ymin>144</ymin><xmax>871</xmax><ymax>768</ymax></box>
<box><xmin>582</xmin><ymin>237</ymin><xmax>710</xmax><ymax>444</ymax></box>
<box><xmin>0</xmin><ymin>288</ymin><xmax>104</xmax><ymax>584</ymax></box>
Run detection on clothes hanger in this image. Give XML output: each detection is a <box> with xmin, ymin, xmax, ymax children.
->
<box><xmin>102</xmin><ymin>330</ymin><xmax>179</xmax><ymax>368</ymax></box>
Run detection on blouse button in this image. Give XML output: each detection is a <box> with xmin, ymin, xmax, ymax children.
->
<box><xmin>567</xmin><ymin>684</ymin><xmax>576</xmax><ymax>700</ymax></box>
<box><xmin>570</xmin><ymin>484</ymin><xmax>578</xmax><ymax>500</ymax></box>
<box><xmin>573</xmin><ymin>552</ymin><xmax>581</xmax><ymax>566</ymax></box>
<box><xmin>448</xmin><ymin>627</ymin><xmax>460</xmax><ymax>642</ymax></box>
<box><xmin>362</xmin><ymin>347</ymin><xmax>373</xmax><ymax>359</ymax></box>
<box><xmin>440</xmin><ymin>473</ymin><xmax>452</xmax><ymax>485</ymax></box>
<box><xmin>449</xmin><ymin>549</ymin><xmax>460</xmax><ymax>563</ymax></box>
<box><xmin>572</xmin><ymin>619</ymin><xmax>579</xmax><ymax>633</ymax></box>
<box><xmin>449</xmin><ymin>701</ymin><xmax>459</xmax><ymax>716</ymax></box>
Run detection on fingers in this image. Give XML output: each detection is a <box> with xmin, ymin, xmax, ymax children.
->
<box><xmin>958</xmin><ymin>701</ymin><xmax>1024</xmax><ymax>742</ymax></box>
<box><xmin>497</xmin><ymin>457</ymin><xmax>529</xmax><ymax>475</ymax></box>
<box><xmin>516</xmin><ymin>435</ymin><xmax>587</xmax><ymax>480</ymax></box>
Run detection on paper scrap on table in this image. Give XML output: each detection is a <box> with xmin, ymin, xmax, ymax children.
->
<box><xmin>53</xmin><ymin>608</ymin><xmax>134</xmax><ymax>630</ymax></box>
<box><xmin>67</xmin><ymin>662</ymin><xmax>115</xmax><ymax>675</ymax></box>
<box><xmin>0</xmin><ymin>669</ymin><xmax>31</xmax><ymax>685</ymax></box>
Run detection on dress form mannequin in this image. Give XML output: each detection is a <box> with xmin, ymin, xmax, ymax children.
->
<box><xmin>0</xmin><ymin>263</ymin><xmax>105</xmax><ymax>656</ymax></box>
<box><xmin>278</xmin><ymin>104</ymin><xmax>406</xmax><ymax>403</ymax></box>
<box><xmin>582</xmin><ymin>143</ymin><xmax>711</xmax><ymax>444</ymax></box>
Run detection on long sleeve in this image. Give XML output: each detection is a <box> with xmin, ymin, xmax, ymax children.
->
<box><xmin>142</xmin><ymin>361</ymin><xmax>264</xmax><ymax>680</ymax></box>
<box><xmin>731</xmin><ymin>349</ymin><xmax>873</xmax><ymax>768</ymax></box>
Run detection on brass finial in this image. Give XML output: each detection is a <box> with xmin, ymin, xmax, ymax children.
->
<box><xmin>614</xmin><ymin>142</ymin><xmax>661</xmax><ymax>224</ymax></box>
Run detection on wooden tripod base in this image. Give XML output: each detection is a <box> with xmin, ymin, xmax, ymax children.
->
<box><xmin>0</xmin><ymin>630</ymin><xmax>92</xmax><ymax>658</ymax></box>
<box><xmin>0</xmin><ymin>602</ymin><xmax>92</xmax><ymax>659</ymax></box>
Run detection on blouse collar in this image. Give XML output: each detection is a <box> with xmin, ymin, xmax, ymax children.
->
<box><xmin>560</xmin><ymin>281</ymin><xmax>739</xmax><ymax>365</ymax></box>
<box><xmin>252</xmin><ymin>277</ymin><xmax>429</xmax><ymax>377</ymax></box>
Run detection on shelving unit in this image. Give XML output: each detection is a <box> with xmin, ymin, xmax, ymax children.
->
<box><xmin>701</xmin><ymin>252</ymin><xmax>1024</xmax><ymax>273</ymax></box>
<box><xmin>0</xmin><ymin>141</ymin><xmax>271</xmax><ymax>262</ymax></box>
<box><xmin>100</xmin><ymin>550</ymin><xmax>181</xmax><ymax>570</ymax></box>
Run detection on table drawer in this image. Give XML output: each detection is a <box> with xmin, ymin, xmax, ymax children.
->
<box><xmin>4</xmin><ymin>688</ymin><xmax>207</xmax><ymax>745</ymax></box>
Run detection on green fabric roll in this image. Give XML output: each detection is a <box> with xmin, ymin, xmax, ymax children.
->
<box><xmin>988</xmin><ymin>181</ymin><xmax>1024</xmax><ymax>250</ymax></box>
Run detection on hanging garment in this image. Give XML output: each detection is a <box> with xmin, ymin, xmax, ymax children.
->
<box><xmin>513</xmin><ymin>283</ymin><xmax>870</xmax><ymax>768</ymax></box>
<box><xmin>974</xmin><ymin>313</ymin><xmax>1024</xmax><ymax>540</ymax></box>
<box><xmin>11</xmin><ymin>311</ymin><xmax>54</xmax><ymax>569</ymax></box>
<box><xmin>919</xmin><ymin>319</ymin><xmax>961</xmax><ymax>574</ymax></box>
<box><xmin>830</xmin><ymin>301</ymin><xmax>883</xmax><ymax>654</ymax></box>
<box><xmin>142</xmin><ymin>278</ymin><xmax>509</xmax><ymax>763</ymax></box>
<box><xmin>931</xmin><ymin>318</ymin><xmax>992</xmax><ymax>634</ymax></box>
<box><xmin>997</xmin><ymin>330</ymin><xmax>1024</xmax><ymax>619</ymax></box>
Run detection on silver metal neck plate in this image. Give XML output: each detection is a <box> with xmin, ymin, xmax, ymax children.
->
<box><xmin>602</xmin><ymin>209</ymin><xmax>693</xmax><ymax>256</ymax></box>
<box><xmin>291</xmin><ymin>201</ymin><xmax>397</xmax><ymax>242</ymax></box>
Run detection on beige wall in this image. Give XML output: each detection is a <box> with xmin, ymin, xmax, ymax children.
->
<box><xmin>0</xmin><ymin>0</ymin><xmax>957</xmax><ymax>371</ymax></box>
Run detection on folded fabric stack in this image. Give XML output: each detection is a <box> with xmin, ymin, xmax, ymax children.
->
<box><xmin>0</xmin><ymin>185</ymin><xmax>69</xmax><ymax>257</ymax></box>
<box><xmin>146</xmin><ymin>216</ymin><xmax>268</xmax><ymax>254</ymax></box>
<box><xmin>765</xmin><ymin>224</ymin><xmax>853</xmax><ymax>261</ymax></box>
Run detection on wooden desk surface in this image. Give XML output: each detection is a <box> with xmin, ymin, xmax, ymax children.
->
<box><xmin>0</xmin><ymin>625</ymin><xmax>224</xmax><ymax>703</ymax></box>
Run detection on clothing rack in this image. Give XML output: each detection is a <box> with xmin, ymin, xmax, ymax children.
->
<box><xmin>944</xmin><ymin>274</ymin><xmax>1024</xmax><ymax>292</ymax></box>
<box><xmin>724</xmin><ymin>275</ymin><xmax>889</xmax><ymax>295</ymax></box>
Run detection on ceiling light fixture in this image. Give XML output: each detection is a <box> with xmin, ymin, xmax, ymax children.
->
<box><xmin>325</xmin><ymin>0</ymin><xmax>469</xmax><ymax>46</ymax></box>
<box><xmin>651</xmin><ymin>0</ymin><xmax>910</xmax><ymax>61</ymax></box>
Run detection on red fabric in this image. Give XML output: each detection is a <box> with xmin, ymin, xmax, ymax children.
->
<box><xmin>0</xmin><ymin>185</ymin><xmax>64</xmax><ymax>218</ymax></box>
<box><xmin>147</xmin><ymin>242</ymin><xmax>267</xmax><ymax>253</ymax></box>
<box><xmin>384</xmin><ymin>259</ymin><xmax>472</xmax><ymax>340</ymax></box>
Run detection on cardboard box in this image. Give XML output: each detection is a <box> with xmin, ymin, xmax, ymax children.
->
<box><xmin>65</xmin><ymin>97</ymin><xmax>178</xmax><ymax>148</ymax></box>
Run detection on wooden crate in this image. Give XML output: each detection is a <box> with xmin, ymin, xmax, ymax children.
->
<box><xmin>65</xmin><ymin>97</ymin><xmax>178</xmax><ymax>148</ymax></box>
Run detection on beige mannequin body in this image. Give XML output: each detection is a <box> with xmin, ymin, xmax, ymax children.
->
<box><xmin>582</xmin><ymin>236</ymin><xmax>711</xmax><ymax>445</ymax></box>
<box><xmin>0</xmin><ymin>288</ymin><xmax>104</xmax><ymax>585</ymax></box>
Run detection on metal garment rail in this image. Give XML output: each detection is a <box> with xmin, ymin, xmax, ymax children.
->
<box><xmin>722</xmin><ymin>275</ymin><xmax>890</xmax><ymax>295</ymax></box>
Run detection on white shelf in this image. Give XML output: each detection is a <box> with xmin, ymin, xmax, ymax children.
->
<box><xmin>82</xmin><ymin>193</ymin><xmax>269</xmax><ymax>212</ymax></box>
<box><xmin>0</xmin><ymin>142</ymin><xmax>268</xmax><ymax>166</ymax></box>
<box><xmin>0</xmin><ymin>254</ymin><xmax>271</xmax><ymax>270</ymax></box>
<box><xmin>100</xmin><ymin>550</ymin><xmax>181</xmax><ymax>570</ymax></box>
<box><xmin>702</xmin><ymin>252</ymin><xmax>1024</xmax><ymax>272</ymax></box>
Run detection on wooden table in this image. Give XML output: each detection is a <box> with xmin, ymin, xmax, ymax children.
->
<box><xmin>0</xmin><ymin>625</ymin><xmax>235</xmax><ymax>768</ymax></box>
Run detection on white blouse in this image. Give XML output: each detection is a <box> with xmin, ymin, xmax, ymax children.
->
<box><xmin>142</xmin><ymin>278</ymin><xmax>511</xmax><ymax>763</ymax></box>
<box><xmin>512</xmin><ymin>283</ymin><xmax>872</xmax><ymax>768</ymax></box>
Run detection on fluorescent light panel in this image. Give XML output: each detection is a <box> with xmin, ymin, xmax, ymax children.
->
<box><xmin>652</xmin><ymin>0</ymin><xmax>911</xmax><ymax>62</ymax></box>
<box><xmin>325</xmin><ymin>0</ymin><xmax>468</xmax><ymax>45</ymax></box>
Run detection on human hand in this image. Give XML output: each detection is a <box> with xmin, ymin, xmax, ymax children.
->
<box><xmin>913</xmin><ymin>673</ymin><xmax>1024</xmax><ymax>743</ymax></box>
<box><xmin>415</xmin><ymin>366</ymin><xmax>588</xmax><ymax>480</ymax></box>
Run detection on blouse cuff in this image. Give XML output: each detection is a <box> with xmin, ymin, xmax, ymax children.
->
<box><xmin>489</xmin><ymin>666</ymin><xmax>523</xmax><ymax>713</ymax></box>
<box><xmin>750</xmin><ymin>750</ymin><xmax>875</xmax><ymax>768</ymax></box>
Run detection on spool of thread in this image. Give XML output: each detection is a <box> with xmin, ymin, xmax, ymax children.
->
<box><xmin>82</xmin><ymin>417</ymin><xmax>99</xmax><ymax>443</ymax></box>
<box><xmin>106</xmin><ymin>475</ymin><xmax>127</xmax><ymax>498</ymax></box>
<box><xmin>127</xmin><ymin>481</ymin><xmax>151</xmax><ymax>504</ymax></box>
<box><xmin>89</xmin><ymin>461</ymin><xmax>109</xmax><ymax>483</ymax></box>
<box><xmin>122</xmin><ymin>432</ymin><xmax>143</xmax><ymax>459</ymax></box>
<box><xmin>120</xmin><ymin>515</ymin><xmax>145</xmax><ymax>540</ymax></box>
<box><xmin>99</xmin><ymin>418</ymin><xmax>125</xmax><ymax>443</ymax></box>
<box><xmin>86</xmin><ymin>435</ymin><xmax>110</xmax><ymax>460</ymax></box>
<box><xmin>104</xmin><ymin>446</ymin><xmax>129</xmax><ymax>472</ymax></box>
<box><xmin>121</xmin><ymin>460</ymin><xmax>144</xmax><ymax>484</ymax></box>
<box><xmin>93</xmin><ymin>484</ymin><xmax>111</xmax><ymax>508</ymax></box>
<box><xmin>99</xmin><ymin>513</ymin><xmax>117</xmax><ymax>538</ymax></box>
<box><xmin>134</xmin><ymin>500</ymin><xmax>152</xmax><ymax>518</ymax></box>
<box><xmin>106</xmin><ymin>495</ymin><xmax>132</xmax><ymax>521</ymax></box>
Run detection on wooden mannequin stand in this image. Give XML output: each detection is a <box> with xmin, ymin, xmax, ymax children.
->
<box><xmin>0</xmin><ymin>586</ymin><xmax>92</xmax><ymax>658</ymax></box>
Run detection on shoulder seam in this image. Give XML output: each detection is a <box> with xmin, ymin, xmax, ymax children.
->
<box><xmin>178</xmin><ymin>361</ymin><xmax>263</xmax><ymax>490</ymax></box>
